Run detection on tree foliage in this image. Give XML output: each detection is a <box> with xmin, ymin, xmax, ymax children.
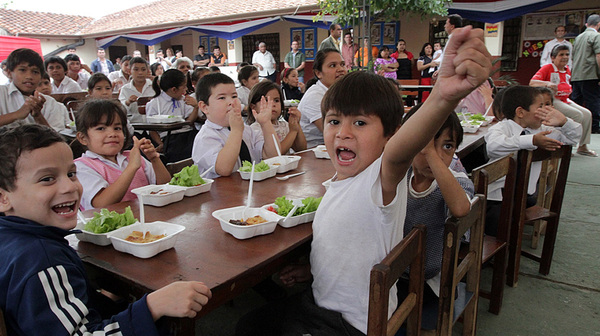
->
<box><xmin>316</xmin><ymin>0</ymin><xmax>451</xmax><ymax>26</ymax></box>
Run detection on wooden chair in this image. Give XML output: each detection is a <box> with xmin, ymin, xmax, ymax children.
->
<box><xmin>526</xmin><ymin>155</ymin><xmax>559</xmax><ymax>249</ymax></box>
<box><xmin>166</xmin><ymin>158</ymin><xmax>194</xmax><ymax>176</ymax></box>
<box><xmin>470</xmin><ymin>154</ymin><xmax>516</xmax><ymax>314</ymax></box>
<box><xmin>367</xmin><ymin>226</ymin><xmax>426</xmax><ymax>336</ymax></box>
<box><xmin>51</xmin><ymin>91</ymin><xmax>88</xmax><ymax>104</ymax></box>
<box><xmin>437</xmin><ymin>194</ymin><xmax>485</xmax><ymax>336</ymax></box>
<box><xmin>137</xmin><ymin>96</ymin><xmax>151</xmax><ymax>115</ymax></box>
<box><xmin>506</xmin><ymin>146</ymin><xmax>572</xmax><ymax>287</ymax></box>
<box><xmin>0</xmin><ymin>308</ymin><xmax>7</xmax><ymax>336</ymax></box>
<box><xmin>398</xmin><ymin>79</ymin><xmax>419</xmax><ymax>107</ymax></box>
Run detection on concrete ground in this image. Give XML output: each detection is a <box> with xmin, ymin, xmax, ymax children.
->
<box><xmin>195</xmin><ymin>135</ymin><xmax>600</xmax><ymax>336</ymax></box>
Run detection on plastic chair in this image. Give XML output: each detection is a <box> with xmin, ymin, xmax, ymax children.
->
<box><xmin>506</xmin><ymin>146</ymin><xmax>572</xmax><ymax>287</ymax></box>
<box><xmin>367</xmin><ymin>225</ymin><xmax>426</xmax><ymax>336</ymax></box>
<box><xmin>437</xmin><ymin>195</ymin><xmax>485</xmax><ymax>336</ymax></box>
<box><xmin>166</xmin><ymin>158</ymin><xmax>194</xmax><ymax>176</ymax></box>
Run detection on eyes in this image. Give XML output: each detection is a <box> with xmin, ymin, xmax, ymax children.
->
<box><xmin>39</xmin><ymin>171</ymin><xmax>77</xmax><ymax>184</ymax></box>
<box><xmin>326</xmin><ymin>118</ymin><xmax>366</xmax><ymax>126</ymax></box>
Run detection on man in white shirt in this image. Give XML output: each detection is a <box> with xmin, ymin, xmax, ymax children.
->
<box><xmin>540</xmin><ymin>26</ymin><xmax>573</xmax><ymax>68</ymax></box>
<box><xmin>44</xmin><ymin>56</ymin><xmax>83</xmax><ymax>94</ymax></box>
<box><xmin>252</xmin><ymin>42</ymin><xmax>277</xmax><ymax>82</ymax></box>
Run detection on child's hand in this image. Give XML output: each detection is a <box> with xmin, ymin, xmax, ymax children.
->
<box><xmin>420</xmin><ymin>138</ymin><xmax>437</xmax><ymax>157</ymax></box>
<box><xmin>184</xmin><ymin>95</ymin><xmax>198</xmax><ymax>108</ymax></box>
<box><xmin>27</xmin><ymin>92</ymin><xmax>46</xmax><ymax>118</ymax></box>
<box><xmin>253</xmin><ymin>96</ymin><xmax>273</xmax><ymax>126</ymax></box>
<box><xmin>435</xmin><ymin>26</ymin><xmax>492</xmax><ymax>103</ymax></box>
<box><xmin>536</xmin><ymin>106</ymin><xmax>567</xmax><ymax>127</ymax></box>
<box><xmin>228</xmin><ymin>98</ymin><xmax>244</xmax><ymax>131</ymax></box>
<box><xmin>288</xmin><ymin>107</ymin><xmax>301</xmax><ymax>131</ymax></box>
<box><xmin>477</xmin><ymin>84</ymin><xmax>493</xmax><ymax>100</ymax></box>
<box><xmin>279</xmin><ymin>264</ymin><xmax>311</xmax><ymax>287</ymax></box>
<box><xmin>298</xmin><ymin>81</ymin><xmax>305</xmax><ymax>91</ymax></box>
<box><xmin>128</xmin><ymin>95</ymin><xmax>139</xmax><ymax>105</ymax></box>
<box><xmin>146</xmin><ymin>281</ymin><xmax>212</xmax><ymax>320</ymax></box>
<box><xmin>139</xmin><ymin>138</ymin><xmax>160</xmax><ymax>161</ymax></box>
<box><xmin>532</xmin><ymin>131</ymin><xmax>563</xmax><ymax>151</ymax></box>
<box><xmin>128</xmin><ymin>136</ymin><xmax>143</xmax><ymax>170</ymax></box>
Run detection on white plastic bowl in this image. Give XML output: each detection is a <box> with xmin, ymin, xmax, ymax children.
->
<box><xmin>107</xmin><ymin>221</ymin><xmax>185</xmax><ymax>258</ymax></box>
<box><xmin>212</xmin><ymin>206</ymin><xmax>280</xmax><ymax>239</ymax></box>
<box><xmin>313</xmin><ymin>145</ymin><xmax>330</xmax><ymax>159</ymax></box>
<box><xmin>283</xmin><ymin>99</ymin><xmax>300</xmax><ymax>107</ymax></box>
<box><xmin>169</xmin><ymin>178</ymin><xmax>214</xmax><ymax>197</ymax></box>
<box><xmin>261</xmin><ymin>203</ymin><xmax>316</xmax><ymax>228</ymax></box>
<box><xmin>264</xmin><ymin>156</ymin><xmax>301</xmax><ymax>174</ymax></box>
<box><xmin>74</xmin><ymin>217</ymin><xmax>113</xmax><ymax>246</ymax></box>
<box><xmin>238</xmin><ymin>165</ymin><xmax>277</xmax><ymax>181</ymax></box>
<box><xmin>131</xmin><ymin>185</ymin><xmax>185</xmax><ymax>207</ymax></box>
<box><xmin>146</xmin><ymin>115</ymin><xmax>184</xmax><ymax>124</ymax></box>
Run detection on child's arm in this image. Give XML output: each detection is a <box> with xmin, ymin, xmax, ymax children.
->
<box><xmin>253</xmin><ymin>96</ymin><xmax>280</xmax><ymax>158</ymax></box>
<box><xmin>0</xmin><ymin>92</ymin><xmax>49</xmax><ymax>127</ymax></box>
<box><xmin>139</xmin><ymin>138</ymin><xmax>171</xmax><ymax>184</ymax></box>
<box><xmin>184</xmin><ymin>95</ymin><xmax>200</xmax><ymax>123</ymax></box>
<box><xmin>279</xmin><ymin>263</ymin><xmax>312</xmax><ymax>287</ymax></box>
<box><xmin>381</xmin><ymin>27</ymin><xmax>491</xmax><ymax>204</ymax></box>
<box><xmin>90</xmin><ymin>137</ymin><xmax>144</xmax><ymax>208</ymax></box>
<box><xmin>146</xmin><ymin>281</ymin><xmax>212</xmax><ymax>320</ymax></box>
<box><xmin>535</xmin><ymin>105</ymin><xmax>582</xmax><ymax>147</ymax></box>
<box><xmin>288</xmin><ymin>107</ymin><xmax>307</xmax><ymax>151</ymax></box>
<box><xmin>215</xmin><ymin>100</ymin><xmax>244</xmax><ymax>176</ymax></box>
<box><xmin>149</xmin><ymin>131</ymin><xmax>163</xmax><ymax>153</ymax></box>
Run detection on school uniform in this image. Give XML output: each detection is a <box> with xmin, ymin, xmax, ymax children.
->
<box><xmin>118</xmin><ymin>79</ymin><xmax>154</xmax><ymax>123</ymax></box>
<box><xmin>108</xmin><ymin>70</ymin><xmax>131</xmax><ymax>93</ymax></box>
<box><xmin>50</xmin><ymin>76</ymin><xmax>83</xmax><ymax>94</ymax></box>
<box><xmin>73</xmin><ymin>71</ymin><xmax>90</xmax><ymax>91</ymax></box>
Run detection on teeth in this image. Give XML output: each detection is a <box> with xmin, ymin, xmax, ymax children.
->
<box><xmin>54</xmin><ymin>201</ymin><xmax>75</xmax><ymax>208</ymax></box>
<box><xmin>56</xmin><ymin>209</ymin><xmax>74</xmax><ymax>215</ymax></box>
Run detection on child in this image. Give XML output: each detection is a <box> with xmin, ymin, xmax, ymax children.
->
<box><xmin>237</xmin><ymin>65</ymin><xmax>259</xmax><ymax>107</ymax></box>
<box><xmin>236</xmin><ymin>26</ymin><xmax>492</xmax><ymax>336</ymax></box>
<box><xmin>119</xmin><ymin>57</ymin><xmax>154</xmax><ymax>123</ymax></box>
<box><xmin>88</xmin><ymin>73</ymin><xmax>114</xmax><ymax>99</ymax></box>
<box><xmin>74</xmin><ymin>99</ymin><xmax>171</xmax><ymax>210</ymax></box>
<box><xmin>400</xmin><ymin>105</ymin><xmax>474</xmax><ymax>332</ymax></box>
<box><xmin>65</xmin><ymin>53</ymin><xmax>90</xmax><ymax>91</ymax></box>
<box><xmin>0</xmin><ymin>48</ymin><xmax>69</xmax><ymax>131</ymax></box>
<box><xmin>246</xmin><ymin>81</ymin><xmax>307</xmax><ymax>154</ymax></box>
<box><xmin>432</xmin><ymin>42</ymin><xmax>443</xmax><ymax>63</ymax></box>
<box><xmin>484</xmin><ymin>85</ymin><xmax>581</xmax><ymax>236</ymax></box>
<box><xmin>209</xmin><ymin>65</ymin><xmax>221</xmax><ymax>73</ymax></box>
<box><xmin>0</xmin><ymin>124</ymin><xmax>212</xmax><ymax>335</ymax></box>
<box><xmin>150</xmin><ymin>62</ymin><xmax>164</xmax><ymax>78</ymax></box>
<box><xmin>44</xmin><ymin>56</ymin><xmax>82</xmax><ymax>94</ymax></box>
<box><xmin>191</xmin><ymin>67</ymin><xmax>210</xmax><ymax>89</ymax></box>
<box><xmin>36</xmin><ymin>72</ymin><xmax>52</xmax><ymax>96</ymax></box>
<box><xmin>108</xmin><ymin>55</ymin><xmax>132</xmax><ymax>93</ymax></box>
<box><xmin>191</xmin><ymin>73</ymin><xmax>280</xmax><ymax>179</ymax></box>
<box><xmin>146</xmin><ymin>69</ymin><xmax>199</xmax><ymax>162</ymax></box>
<box><xmin>280</xmin><ymin>67</ymin><xmax>304</xmax><ymax>101</ymax></box>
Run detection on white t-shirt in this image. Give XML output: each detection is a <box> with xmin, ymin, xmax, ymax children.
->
<box><xmin>0</xmin><ymin>83</ymin><xmax>69</xmax><ymax>131</ymax></box>
<box><xmin>51</xmin><ymin>76</ymin><xmax>83</xmax><ymax>94</ymax></box>
<box><xmin>298</xmin><ymin>80</ymin><xmax>327</xmax><ymax>148</ymax></box>
<box><xmin>118</xmin><ymin>79</ymin><xmax>154</xmax><ymax>123</ymax></box>
<box><xmin>191</xmin><ymin>120</ymin><xmax>264</xmax><ymax>179</ymax></box>
<box><xmin>145</xmin><ymin>91</ymin><xmax>194</xmax><ymax>137</ymax></box>
<box><xmin>236</xmin><ymin>85</ymin><xmax>251</xmax><ymax>107</ymax></box>
<box><xmin>311</xmin><ymin>156</ymin><xmax>407</xmax><ymax>334</ymax></box>
<box><xmin>252</xmin><ymin>50</ymin><xmax>276</xmax><ymax>77</ymax></box>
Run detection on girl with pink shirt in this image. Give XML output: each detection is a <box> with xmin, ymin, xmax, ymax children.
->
<box><xmin>74</xmin><ymin>100</ymin><xmax>171</xmax><ymax>210</ymax></box>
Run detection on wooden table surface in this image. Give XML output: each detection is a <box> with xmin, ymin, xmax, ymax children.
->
<box><xmin>69</xmin><ymin>151</ymin><xmax>335</xmax><ymax>319</ymax></box>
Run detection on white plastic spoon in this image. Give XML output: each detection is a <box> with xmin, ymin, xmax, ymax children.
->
<box><xmin>137</xmin><ymin>194</ymin><xmax>147</xmax><ymax>239</ymax></box>
<box><xmin>276</xmin><ymin>171</ymin><xmax>306</xmax><ymax>181</ymax></box>
<box><xmin>272</xmin><ymin>134</ymin><xmax>282</xmax><ymax>157</ymax></box>
<box><xmin>200</xmin><ymin>165</ymin><xmax>214</xmax><ymax>178</ymax></box>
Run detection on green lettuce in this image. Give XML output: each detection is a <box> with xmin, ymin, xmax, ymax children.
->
<box><xmin>273</xmin><ymin>196</ymin><xmax>322</xmax><ymax>217</ymax></box>
<box><xmin>239</xmin><ymin>160</ymin><xmax>270</xmax><ymax>172</ymax></box>
<box><xmin>169</xmin><ymin>165</ymin><xmax>205</xmax><ymax>187</ymax></box>
<box><xmin>84</xmin><ymin>206</ymin><xmax>137</xmax><ymax>233</ymax></box>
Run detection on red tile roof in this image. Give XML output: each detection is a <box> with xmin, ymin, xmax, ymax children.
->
<box><xmin>0</xmin><ymin>8</ymin><xmax>94</xmax><ymax>36</ymax></box>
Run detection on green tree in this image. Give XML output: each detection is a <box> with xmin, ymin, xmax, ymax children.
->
<box><xmin>316</xmin><ymin>0</ymin><xmax>451</xmax><ymax>26</ymax></box>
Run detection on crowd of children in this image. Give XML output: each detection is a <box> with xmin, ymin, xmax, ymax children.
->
<box><xmin>0</xmin><ymin>22</ymin><xmax>593</xmax><ymax>335</ymax></box>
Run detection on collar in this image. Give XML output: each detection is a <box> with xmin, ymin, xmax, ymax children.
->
<box><xmin>205</xmin><ymin>119</ymin><xmax>227</xmax><ymax>130</ymax></box>
<box><xmin>84</xmin><ymin>150</ymin><xmax>127</xmax><ymax>166</ymax></box>
<box><xmin>503</xmin><ymin>118</ymin><xmax>527</xmax><ymax>132</ymax></box>
<box><xmin>587</xmin><ymin>27</ymin><xmax>598</xmax><ymax>33</ymax></box>
<box><xmin>7</xmin><ymin>81</ymin><xmax>23</xmax><ymax>96</ymax></box>
<box><xmin>159</xmin><ymin>91</ymin><xmax>181</xmax><ymax>102</ymax></box>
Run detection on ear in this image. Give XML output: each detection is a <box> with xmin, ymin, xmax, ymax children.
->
<box><xmin>198</xmin><ymin>100</ymin><xmax>208</xmax><ymax>114</ymax></box>
<box><xmin>515</xmin><ymin>106</ymin><xmax>525</xmax><ymax>119</ymax></box>
<box><xmin>76</xmin><ymin>132</ymin><xmax>89</xmax><ymax>146</ymax></box>
<box><xmin>0</xmin><ymin>188</ymin><xmax>13</xmax><ymax>213</ymax></box>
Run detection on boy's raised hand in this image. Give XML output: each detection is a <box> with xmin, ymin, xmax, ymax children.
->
<box><xmin>228</xmin><ymin>98</ymin><xmax>244</xmax><ymax>131</ymax></box>
<box><xmin>533</xmin><ymin>131</ymin><xmax>563</xmax><ymax>151</ymax></box>
<box><xmin>536</xmin><ymin>105</ymin><xmax>567</xmax><ymax>127</ymax></box>
<box><xmin>435</xmin><ymin>26</ymin><xmax>492</xmax><ymax>103</ymax></box>
<box><xmin>146</xmin><ymin>281</ymin><xmax>212</xmax><ymax>320</ymax></box>
<box><xmin>253</xmin><ymin>96</ymin><xmax>272</xmax><ymax>126</ymax></box>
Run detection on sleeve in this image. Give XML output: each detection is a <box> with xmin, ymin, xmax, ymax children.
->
<box><xmin>300</xmin><ymin>53</ymin><xmax>306</xmax><ymax>63</ymax></box>
<box><xmin>16</xmin><ymin>264</ymin><xmax>159</xmax><ymax>336</ymax></box>
<box><xmin>145</xmin><ymin>98</ymin><xmax>159</xmax><ymax>117</ymax></box>
<box><xmin>547</xmin><ymin>118</ymin><xmax>582</xmax><ymax>146</ymax></box>
<box><xmin>192</xmin><ymin>129</ymin><xmax>224</xmax><ymax>179</ymax></box>
<box><xmin>142</xmin><ymin>156</ymin><xmax>157</xmax><ymax>184</ymax></box>
<box><xmin>247</xmin><ymin>125</ymin><xmax>265</xmax><ymax>161</ymax></box>
<box><xmin>284</xmin><ymin>53</ymin><xmax>291</xmax><ymax>64</ymax></box>
<box><xmin>298</xmin><ymin>88</ymin><xmax>323</xmax><ymax>124</ymax></box>
<box><xmin>118</xmin><ymin>87</ymin><xmax>137</xmax><ymax>116</ymax></box>
<box><xmin>41</xmin><ymin>96</ymin><xmax>69</xmax><ymax>131</ymax></box>
<box><xmin>531</xmin><ymin>64</ymin><xmax>551</xmax><ymax>81</ymax></box>
<box><xmin>251</xmin><ymin>52</ymin><xmax>258</xmax><ymax>64</ymax></box>
<box><xmin>592</xmin><ymin>34</ymin><xmax>600</xmax><ymax>54</ymax></box>
<box><xmin>485</xmin><ymin>124</ymin><xmax>536</xmax><ymax>160</ymax></box>
<box><xmin>75</xmin><ymin>160</ymin><xmax>109</xmax><ymax>211</ymax></box>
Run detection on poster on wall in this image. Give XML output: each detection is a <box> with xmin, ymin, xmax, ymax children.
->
<box><xmin>210</xmin><ymin>37</ymin><xmax>218</xmax><ymax>49</ymax></box>
<box><xmin>370</xmin><ymin>23</ymin><xmax>381</xmax><ymax>45</ymax></box>
<box><xmin>292</xmin><ymin>29</ymin><xmax>302</xmax><ymax>47</ymax></box>
<box><xmin>304</xmin><ymin>30</ymin><xmax>314</xmax><ymax>49</ymax></box>
<box><xmin>383</xmin><ymin>23</ymin><xmax>396</xmax><ymax>45</ymax></box>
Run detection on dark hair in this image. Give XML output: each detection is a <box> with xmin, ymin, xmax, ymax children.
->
<box><xmin>209</xmin><ymin>65</ymin><xmax>220</xmax><ymax>73</ymax></box>
<box><xmin>150</xmin><ymin>62</ymin><xmax>163</xmax><ymax>76</ymax></box>
<box><xmin>377</xmin><ymin>46</ymin><xmax>390</xmax><ymax>58</ymax></box>
<box><xmin>0</xmin><ymin>124</ymin><xmax>66</xmax><ymax>191</ymax></box>
<box><xmin>245</xmin><ymin>81</ymin><xmax>283</xmax><ymax>124</ymax></box>
<box><xmin>191</xmin><ymin>67</ymin><xmax>210</xmax><ymax>85</ymax></box>
<box><xmin>501</xmin><ymin>85</ymin><xmax>541</xmax><ymax>120</ymax></box>
<box><xmin>238</xmin><ymin>65</ymin><xmax>258</xmax><ymax>86</ymax></box>
<box><xmin>491</xmin><ymin>87</ymin><xmax>506</xmax><ymax>120</ymax></box>
<box><xmin>313</xmin><ymin>48</ymin><xmax>340</xmax><ymax>73</ymax></box>
<box><xmin>213</xmin><ymin>45</ymin><xmax>221</xmax><ymax>51</ymax></box>
<box><xmin>536</xmin><ymin>87</ymin><xmax>554</xmax><ymax>102</ymax></box>
<box><xmin>554</xmin><ymin>25</ymin><xmax>566</xmax><ymax>32</ymax></box>
<box><xmin>64</xmin><ymin>53</ymin><xmax>81</xmax><ymax>63</ymax></box>
<box><xmin>387</xmin><ymin>77</ymin><xmax>400</xmax><ymax>90</ymax></box>
<box><xmin>76</xmin><ymin>99</ymin><xmax>130</xmax><ymax>149</ymax></box>
<box><xmin>97</xmin><ymin>48</ymin><xmax>105</xmax><ymax>51</ymax></box>
<box><xmin>152</xmin><ymin>69</ymin><xmax>186</xmax><ymax>97</ymax></box>
<box><xmin>130</xmin><ymin>56</ymin><xmax>148</xmax><ymax>67</ymax></box>
<box><xmin>198</xmin><ymin>45</ymin><xmax>205</xmax><ymax>50</ymax></box>
<box><xmin>237</xmin><ymin>62</ymin><xmax>250</xmax><ymax>71</ymax></box>
<box><xmin>6</xmin><ymin>48</ymin><xmax>44</xmax><ymax>73</ymax></box>
<box><xmin>44</xmin><ymin>56</ymin><xmax>68</xmax><ymax>72</ymax></box>
<box><xmin>550</xmin><ymin>44</ymin><xmax>570</xmax><ymax>58</ymax></box>
<box><xmin>281</xmin><ymin>67</ymin><xmax>296</xmax><ymax>81</ymax></box>
<box><xmin>305</xmin><ymin>76</ymin><xmax>319</xmax><ymax>91</ymax></box>
<box><xmin>41</xmin><ymin>72</ymin><xmax>50</xmax><ymax>81</ymax></box>
<box><xmin>322</xmin><ymin>71</ymin><xmax>402</xmax><ymax>137</ymax></box>
<box><xmin>447</xmin><ymin>14</ymin><xmax>464</xmax><ymax>28</ymax></box>
<box><xmin>87</xmin><ymin>73</ymin><xmax>112</xmax><ymax>91</ymax></box>
<box><xmin>120</xmin><ymin>55</ymin><xmax>133</xmax><ymax>63</ymax></box>
<box><xmin>329</xmin><ymin>23</ymin><xmax>340</xmax><ymax>32</ymax></box>
<box><xmin>419</xmin><ymin>43</ymin><xmax>433</xmax><ymax>57</ymax></box>
<box><xmin>402</xmin><ymin>103</ymin><xmax>463</xmax><ymax>146</ymax></box>
<box><xmin>195</xmin><ymin>73</ymin><xmax>234</xmax><ymax>104</ymax></box>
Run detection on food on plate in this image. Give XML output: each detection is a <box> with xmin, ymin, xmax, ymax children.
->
<box><xmin>169</xmin><ymin>165</ymin><xmax>206</xmax><ymax>187</ymax></box>
<box><xmin>469</xmin><ymin>114</ymin><xmax>486</xmax><ymax>121</ymax></box>
<box><xmin>149</xmin><ymin>189</ymin><xmax>169</xmax><ymax>195</ymax></box>
<box><xmin>272</xmin><ymin>196</ymin><xmax>323</xmax><ymax>217</ymax></box>
<box><xmin>239</xmin><ymin>160</ymin><xmax>270</xmax><ymax>172</ymax></box>
<box><xmin>229</xmin><ymin>215</ymin><xmax>267</xmax><ymax>226</ymax></box>
<box><xmin>125</xmin><ymin>231</ymin><xmax>167</xmax><ymax>243</ymax></box>
<box><xmin>84</xmin><ymin>206</ymin><xmax>137</xmax><ymax>233</ymax></box>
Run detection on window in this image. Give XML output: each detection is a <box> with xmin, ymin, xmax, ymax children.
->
<box><xmin>290</xmin><ymin>27</ymin><xmax>317</xmax><ymax>60</ymax></box>
<box><xmin>198</xmin><ymin>36</ymin><xmax>220</xmax><ymax>56</ymax></box>
<box><xmin>370</xmin><ymin>22</ymin><xmax>399</xmax><ymax>50</ymax></box>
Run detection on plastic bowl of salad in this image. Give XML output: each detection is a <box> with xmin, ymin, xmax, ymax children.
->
<box><xmin>237</xmin><ymin>160</ymin><xmax>277</xmax><ymax>181</ymax></box>
<box><xmin>262</xmin><ymin>196</ymin><xmax>322</xmax><ymax>228</ymax></box>
<box><xmin>168</xmin><ymin>165</ymin><xmax>213</xmax><ymax>197</ymax></box>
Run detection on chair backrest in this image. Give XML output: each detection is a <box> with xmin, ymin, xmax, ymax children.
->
<box><xmin>137</xmin><ymin>96</ymin><xmax>151</xmax><ymax>115</ymax></box>
<box><xmin>367</xmin><ymin>225</ymin><xmax>426</xmax><ymax>336</ymax></box>
<box><xmin>0</xmin><ymin>308</ymin><xmax>7</xmax><ymax>336</ymax></box>
<box><xmin>66</xmin><ymin>99</ymin><xmax>87</xmax><ymax>116</ymax></box>
<box><xmin>437</xmin><ymin>194</ymin><xmax>485</xmax><ymax>336</ymax></box>
<box><xmin>166</xmin><ymin>158</ymin><xmax>194</xmax><ymax>176</ymax></box>
<box><xmin>398</xmin><ymin>79</ymin><xmax>419</xmax><ymax>97</ymax></box>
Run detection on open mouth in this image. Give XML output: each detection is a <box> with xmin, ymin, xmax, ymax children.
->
<box><xmin>52</xmin><ymin>201</ymin><xmax>76</xmax><ymax>215</ymax></box>
<box><xmin>336</xmin><ymin>147</ymin><xmax>356</xmax><ymax>162</ymax></box>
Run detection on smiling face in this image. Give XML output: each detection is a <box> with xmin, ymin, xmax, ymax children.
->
<box><xmin>47</xmin><ymin>62</ymin><xmax>66</xmax><ymax>83</ymax></box>
<box><xmin>411</xmin><ymin>129</ymin><xmax>457</xmax><ymax>181</ymax></box>
<box><xmin>89</xmin><ymin>79</ymin><xmax>113</xmax><ymax>99</ymax></box>
<box><xmin>0</xmin><ymin>142</ymin><xmax>82</xmax><ymax>230</ymax></box>
<box><xmin>77</xmin><ymin>114</ymin><xmax>125</xmax><ymax>163</ymax></box>
<box><xmin>314</xmin><ymin>52</ymin><xmax>346</xmax><ymax>88</ymax></box>
<box><xmin>9</xmin><ymin>62</ymin><xmax>42</xmax><ymax>95</ymax></box>
<box><xmin>200</xmin><ymin>83</ymin><xmax>238</xmax><ymax>127</ymax></box>
<box><xmin>551</xmin><ymin>49</ymin><xmax>570</xmax><ymax>69</ymax></box>
<box><xmin>323</xmin><ymin>110</ymin><xmax>389</xmax><ymax>181</ymax></box>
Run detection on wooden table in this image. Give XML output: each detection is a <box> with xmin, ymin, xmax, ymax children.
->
<box><xmin>131</xmin><ymin>121</ymin><xmax>189</xmax><ymax>153</ymax></box>
<box><xmin>69</xmin><ymin>151</ymin><xmax>335</xmax><ymax>333</ymax></box>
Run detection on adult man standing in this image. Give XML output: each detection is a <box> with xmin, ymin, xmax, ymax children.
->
<box><xmin>540</xmin><ymin>26</ymin><xmax>572</xmax><ymax>68</ymax></box>
<box><xmin>436</xmin><ymin>14</ymin><xmax>463</xmax><ymax>68</ymax></box>
<box><xmin>319</xmin><ymin>23</ymin><xmax>342</xmax><ymax>51</ymax></box>
<box><xmin>154</xmin><ymin>49</ymin><xmax>171</xmax><ymax>70</ymax></box>
<box><xmin>193</xmin><ymin>45</ymin><xmax>210</xmax><ymax>68</ymax></box>
<box><xmin>284</xmin><ymin>41</ymin><xmax>306</xmax><ymax>82</ymax></box>
<box><xmin>571</xmin><ymin>14</ymin><xmax>600</xmax><ymax>134</ymax></box>
<box><xmin>252</xmin><ymin>42</ymin><xmax>277</xmax><ymax>82</ymax></box>
<box><xmin>341</xmin><ymin>32</ymin><xmax>357</xmax><ymax>70</ymax></box>
<box><xmin>90</xmin><ymin>48</ymin><xmax>115</xmax><ymax>76</ymax></box>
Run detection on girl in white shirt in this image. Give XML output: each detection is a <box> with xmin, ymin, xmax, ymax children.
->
<box><xmin>236</xmin><ymin>65</ymin><xmax>259</xmax><ymax>108</ymax></box>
